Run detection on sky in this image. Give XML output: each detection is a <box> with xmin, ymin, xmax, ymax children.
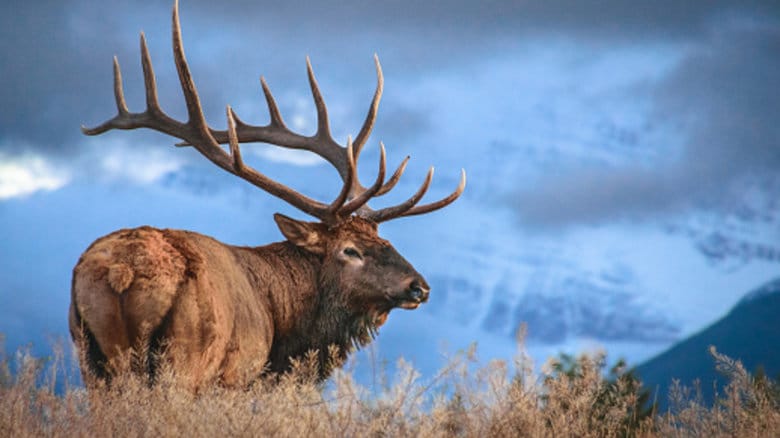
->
<box><xmin>1</xmin><ymin>1</ymin><xmax>778</xmax><ymax>377</ymax></box>
<box><xmin>2</xmin><ymin>1</ymin><xmax>778</xmax><ymax>219</ymax></box>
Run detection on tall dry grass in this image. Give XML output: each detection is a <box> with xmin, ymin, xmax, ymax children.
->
<box><xmin>1</xmin><ymin>337</ymin><xmax>778</xmax><ymax>438</ymax></box>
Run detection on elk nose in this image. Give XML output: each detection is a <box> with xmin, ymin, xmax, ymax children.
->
<box><xmin>406</xmin><ymin>279</ymin><xmax>430</xmax><ymax>303</ymax></box>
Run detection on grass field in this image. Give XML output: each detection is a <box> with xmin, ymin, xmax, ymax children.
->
<box><xmin>2</xmin><ymin>336</ymin><xmax>778</xmax><ymax>437</ymax></box>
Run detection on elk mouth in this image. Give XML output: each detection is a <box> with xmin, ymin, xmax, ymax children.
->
<box><xmin>386</xmin><ymin>294</ymin><xmax>424</xmax><ymax>309</ymax></box>
<box><xmin>387</xmin><ymin>283</ymin><xmax>429</xmax><ymax>310</ymax></box>
<box><xmin>396</xmin><ymin>299</ymin><xmax>423</xmax><ymax>310</ymax></box>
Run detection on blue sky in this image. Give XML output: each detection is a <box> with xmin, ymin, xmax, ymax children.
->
<box><xmin>1</xmin><ymin>1</ymin><xmax>778</xmax><ymax>374</ymax></box>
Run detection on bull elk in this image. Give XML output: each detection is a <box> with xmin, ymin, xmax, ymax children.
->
<box><xmin>69</xmin><ymin>1</ymin><xmax>465</xmax><ymax>390</ymax></box>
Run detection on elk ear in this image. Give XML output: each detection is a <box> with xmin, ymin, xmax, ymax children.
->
<box><xmin>274</xmin><ymin>213</ymin><xmax>326</xmax><ymax>254</ymax></box>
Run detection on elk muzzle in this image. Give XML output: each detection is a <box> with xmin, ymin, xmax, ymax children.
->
<box><xmin>393</xmin><ymin>277</ymin><xmax>430</xmax><ymax>309</ymax></box>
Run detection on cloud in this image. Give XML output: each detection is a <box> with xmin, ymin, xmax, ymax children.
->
<box><xmin>658</xmin><ymin>21</ymin><xmax>780</xmax><ymax>176</ymax></box>
<box><xmin>252</xmin><ymin>148</ymin><xmax>323</xmax><ymax>167</ymax></box>
<box><xmin>1</xmin><ymin>1</ymin><xmax>777</xmax><ymax>210</ymax></box>
<box><xmin>512</xmin><ymin>18</ymin><xmax>780</xmax><ymax>228</ymax></box>
<box><xmin>94</xmin><ymin>139</ymin><xmax>187</xmax><ymax>184</ymax></box>
<box><xmin>4</xmin><ymin>1</ymin><xmax>775</xmax><ymax>157</ymax></box>
<box><xmin>0</xmin><ymin>2</ymin><xmax>130</xmax><ymax>156</ymax></box>
<box><xmin>170</xmin><ymin>0</ymin><xmax>778</xmax><ymax>42</ymax></box>
<box><xmin>0</xmin><ymin>153</ymin><xmax>70</xmax><ymax>200</ymax></box>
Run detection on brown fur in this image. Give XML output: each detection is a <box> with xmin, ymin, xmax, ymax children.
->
<box><xmin>70</xmin><ymin>216</ymin><xmax>429</xmax><ymax>390</ymax></box>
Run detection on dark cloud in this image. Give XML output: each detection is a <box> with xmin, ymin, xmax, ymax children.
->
<box><xmin>513</xmin><ymin>22</ymin><xmax>780</xmax><ymax>227</ymax></box>
<box><xmin>0</xmin><ymin>2</ymin><xmax>168</xmax><ymax>155</ymax></box>
<box><xmin>1</xmin><ymin>0</ymin><xmax>777</xmax><ymax>195</ymax></box>
<box><xmin>660</xmin><ymin>24</ymin><xmax>780</xmax><ymax>175</ymax></box>
<box><xmin>0</xmin><ymin>1</ymin><xmax>449</xmax><ymax>159</ymax></box>
<box><xmin>173</xmin><ymin>0</ymin><xmax>778</xmax><ymax>42</ymax></box>
<box><xmin>0</xmin><ymin>2</ymin><xmax>87</xmax><ymax>153</ymax></box>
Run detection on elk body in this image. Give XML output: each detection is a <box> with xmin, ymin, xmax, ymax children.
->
<box><xmin>69</xmin><ymin>1</ymin><xmax>465</xmax><ymax>390</ymax></box>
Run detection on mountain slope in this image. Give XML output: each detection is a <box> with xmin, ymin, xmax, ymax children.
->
<box><xmin>637</xmin><ymin>278</ymin><xmax>780</xmax><ymax>409</ymax></box>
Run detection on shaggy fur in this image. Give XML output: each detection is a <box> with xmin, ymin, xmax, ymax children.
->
<box><xmin>69</xmin><ymin>216</ymin><xmax>428</xmax><ymax>390</ymax></box>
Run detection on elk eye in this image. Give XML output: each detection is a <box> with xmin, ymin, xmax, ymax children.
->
<box><xmin>343</xmin><ymin>247</ymin><xmax>362</xmax><ymax>259</ymax></box>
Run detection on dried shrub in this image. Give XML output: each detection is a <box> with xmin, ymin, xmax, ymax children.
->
<box><xmin>1</xmin><ymin>338</ymin><xmax>778</xmax><ymax>438</ymax></box>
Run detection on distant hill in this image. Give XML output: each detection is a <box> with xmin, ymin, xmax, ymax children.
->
<box><xmin>637</xmin><ymin>278</ymin><xmax>780</xmax><ymax>410</ymax></box>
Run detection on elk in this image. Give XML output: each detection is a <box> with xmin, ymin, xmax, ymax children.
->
<box><xmin>69</xmin><ymin>1</ymin><xmax>465</xmax><ymax>390</ymax></box>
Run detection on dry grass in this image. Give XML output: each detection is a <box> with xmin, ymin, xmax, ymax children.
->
<box><xmin>1</xmin><ymin>337</ymin><xmax>778</xmax><ymax>438</ymax></box>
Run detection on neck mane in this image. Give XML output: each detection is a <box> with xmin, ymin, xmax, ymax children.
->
<box><xmin>262</xmin><ymin>242</ymin><xmax>379</xmax><ymax>381</ymax></box>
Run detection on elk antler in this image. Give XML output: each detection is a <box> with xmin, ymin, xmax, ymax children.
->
<box><xmin>83</xmin><ymin>0</ymin><xmax>465</xmax><ymax>225</ymax></box>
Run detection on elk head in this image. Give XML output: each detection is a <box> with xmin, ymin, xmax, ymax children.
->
<box><xmin>82</xmin><ymin>0</ymin><xmax>465</xmax><ymax>322</ymax></box>
<box><xmin>275</xmin><ymin>213</ymin><xmax>429</xmax><ymax>326</ymax></box>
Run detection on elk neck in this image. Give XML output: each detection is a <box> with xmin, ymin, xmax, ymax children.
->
<box><xmin>241</xmin><ymin>241</ymin><xmax>378</xmax><ymax>379</ymax></box>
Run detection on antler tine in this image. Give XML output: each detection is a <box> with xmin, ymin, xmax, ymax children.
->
<box><xmin>81</xmin><ymin>40</ymin><xmax>184</xmax><ymax>137</ymax></box>
<box><xmin>399</xmin><ymin>169</ymin><xmax>467</xmax><ymax>218</ymax></box>
<box><xmin>112</xmin><ymin>57</ymin><xmax>130</xmax><ymax>116</ymax></box>
<box><xmin>306</xmin><ymin>57</ymin><xmax>333</xmax><ymax>143</ymax></box>
<box><xmin>363</xmin><ymin>168</ymin><xmax>466</xmax><ymax>222</ymax></box>
<box><xmin>340</xmin><ymin>142</ymin><xmax>387</xmax><ymax>217</ymax></box>
<box><xmin>376</xmin><ymin>154</ymin><xmax>409</xmax><ymax>196</ymax></box>
<box><xmin>80</xmin><ymin>57</ymin><xmax>127</xmax><ymax>135</ymax></box>
<box><xmin>260</xmin><ymin>76</ymin><xmax>286</xmax><ymax>128</ymax></box>
<box><xmin>327</xmin><ymin>136</ymin><xmax>356</xmax><ymax>214</ymax></box>
<box><xmin>364</xmin><ymin>167</ymin><xmax>435</xmax><ymax>223</ymax></box>
<box><xmin>226</xmin><ymin>106</ymin><xmax>244</xmax><ymax>171</ymax></box>
<box><xmin>352</xmin><ymin>54</ymin><xmax>383</xmax><ymax>162</ymax></box>
<box><xmin>172</xmin><ymin>0</ymin><xmax>211</xmax><ymax>138</ymax></box>
<box><xmin>140</xmin><ymin>32</ymin><xmax>162</xmax><ymax>113</ymax></box>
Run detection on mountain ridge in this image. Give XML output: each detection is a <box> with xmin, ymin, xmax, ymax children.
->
<box><xmin>637</xmin><ymin>277</ymin><xmax>780</xmax><ymax>410</ymax></box>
